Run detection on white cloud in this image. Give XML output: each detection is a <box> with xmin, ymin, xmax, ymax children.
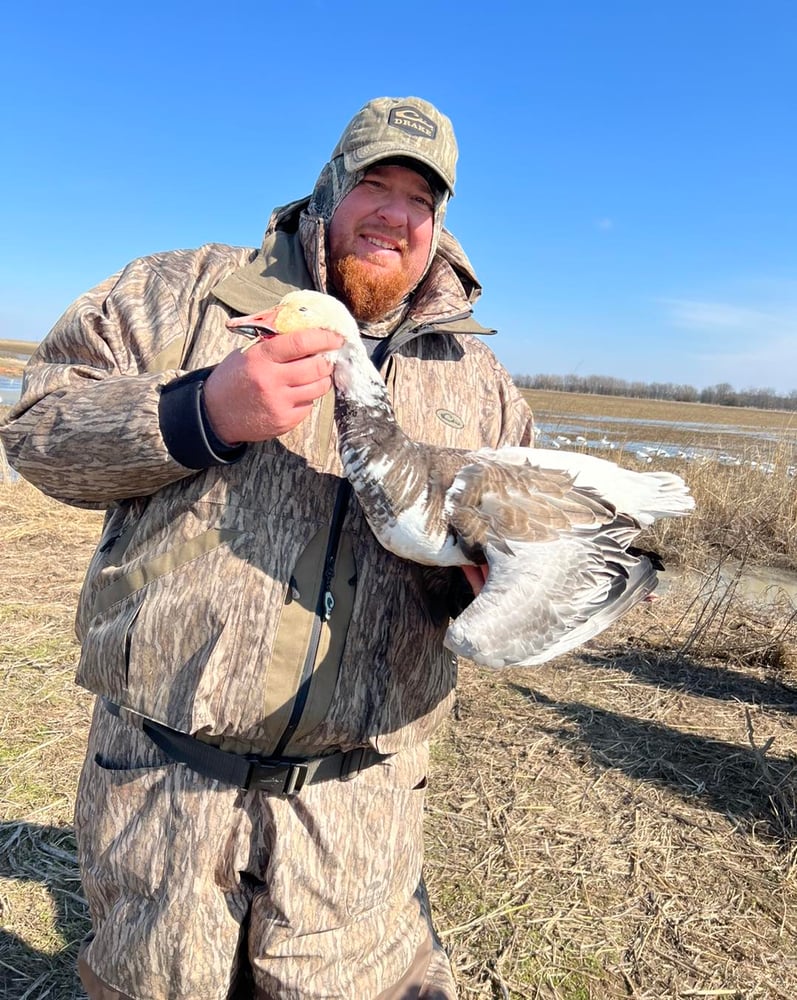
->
<box><xmin>656</xmin><ymin>294</ymin><xmax>797</xmax><ymax>391</ymax></box>
<box><xmin>662</xmin><ymin>298</ymin><xmax>786</xmax><ymax>333</ymax></box>
<box><xmin>696</xmin><ymin>334</ymin><xmax>797</xmax><ymax>367</ymax></box>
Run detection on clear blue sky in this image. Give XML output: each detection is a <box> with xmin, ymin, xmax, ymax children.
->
<box><xmin>2</xmin><ymin>1</ymin><xmax>796</xmax><ymax>393</ymax></box>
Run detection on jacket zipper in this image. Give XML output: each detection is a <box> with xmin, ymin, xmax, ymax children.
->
<box><xmin>272</xmin><ymin>480</ymin><xmax>352</xmax><ymax>756</ymax></box>
<box><xmin>271</xmin><ymin>322</ymin><xmax>426</xmax><ymax>757</ymax></box>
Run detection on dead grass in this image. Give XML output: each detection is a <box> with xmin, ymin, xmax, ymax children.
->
<box><xmin>0</xmin><ymin>341</ymin><xmax>37</xmax><ymax>356</ymax></box>
<box><xmin>0</xmin><ymin>343</ymin><xmax>34</xmax><ymax>380</ymax></box>
<box><xmin>638</xmin><ymin>445</ymin><xmax>797</xmax><ymax>575</ymax></box>
<box><xmin>2</xmin><ymin>467</ymin><xmax>797</xmax><ymax>998</ymax></box>
<box><xmin>427</xmin><ymin>583</ymin><xmax>797</xmax><ymax>999</ymax></box>
<box><xmin>0</xmin><ymin>482</ymin><xmax>101</xmax><ymax>998</ymax></box>
<box><xmin>0</xmin><ymin>359</ymin><xmax>27</xmax><ymax>378</ymax></box>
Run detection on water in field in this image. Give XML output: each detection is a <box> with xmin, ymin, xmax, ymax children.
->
<box><xmin>1</xmin><ymin>378</ymin><xmax>22</xmax><ymax>481</ymax></box>
<box><xmin>660</xmin><ymin>562</ymin><xmax>797</xmax><ymax>610</ymax></box>
<box><xmin>724</xmin><ymin>563</ymin><xmax>797</xmax><ymax>607</ymax></box>
<box><xmin>534</xmin><ymin>415</ymin><xmax>796</xmax><ymax>477</ymax></box>
<box><xmin>0</xmin><ymin>376</ymin><xmax>21</xmax><ymax>405</ymax></box>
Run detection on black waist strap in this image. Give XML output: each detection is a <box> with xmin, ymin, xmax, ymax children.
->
<box><xmin>102</xmin><ymin>699</ymin><xmax>390</xmax><ymax>795</ymax></box>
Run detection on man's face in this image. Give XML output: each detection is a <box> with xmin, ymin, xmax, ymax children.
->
<box><xmin>328</xmin><ymin>163</ymin><xmax>436</xmax><ymax>321</ymax></box>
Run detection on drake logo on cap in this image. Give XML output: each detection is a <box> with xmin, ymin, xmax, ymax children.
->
<box><xmin>388</xmin><ymin>106</ymin><xmax>437</xmax><ymax>140</ymax></box>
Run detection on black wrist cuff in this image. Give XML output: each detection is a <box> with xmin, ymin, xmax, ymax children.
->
<box><xmin>159</xmin><ymin>367</ymin><xmax>247</xmax><ymax>469</ymax></box>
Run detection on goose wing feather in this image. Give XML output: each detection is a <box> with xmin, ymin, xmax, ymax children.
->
<box><xmin>441</xmin><ymin>451</ymin><xmax>675</xmax><ymax>668</ymax></box>
<box><xmin>473</xmin><ymin>447</ymin><xmax>695</xmax><ymax>524</ymax></box>
<box><xmin>445</xmin><ymin>525</ymin><xmax>657</xmax><ymax>668</ymax></box>
<box><xmin>447</xmin><ymin>453</ymin><xmax>621</xmax><ymax>558</ymax></box>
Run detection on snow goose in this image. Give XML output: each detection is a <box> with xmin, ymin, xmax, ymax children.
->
<box><xmin>227</xmin><ymin>291</ymin><xmax>694</xmax><ymax>668</ymax></box>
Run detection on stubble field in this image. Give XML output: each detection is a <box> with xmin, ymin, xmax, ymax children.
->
<box><xmin>2</xmin><ymin>393</ymin><xmax>797</xmax><ymax>999</ymax></box>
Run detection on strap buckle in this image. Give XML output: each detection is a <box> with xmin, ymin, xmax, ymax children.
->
<box><xmin>245</xmin><ymin>760</ymin><xmax>309</xmax><ymax>795</ymax></box>
<box><xmin>283</xmin><ymin>762</ymin><xmax>308</xmax><ymax>795</ymax></box>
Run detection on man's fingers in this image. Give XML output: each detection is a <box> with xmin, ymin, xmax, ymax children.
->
<box><xmin>204</xmin><ymin>327</ymin><xmax>339</xmax><ymax>444</ymax></box>
<box><xmin>285</xmin><ymin>375</ymin><xmax>334</xmax><ymax>408</ymax></box>
<box><xmin>261</xmin><ymin>327</ymin><xmax>343</xmax><ymax>362</ymax></box>
<box><xmin>280</xmin><ymin>355</ymin><xmax>335</xmax><ymax>389</ymax></box>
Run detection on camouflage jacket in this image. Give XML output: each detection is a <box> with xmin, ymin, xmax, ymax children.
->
<box><xmin>1</xmin><ymin>206</ymin><xmax>533</xmax><ymax>757</ymax></box>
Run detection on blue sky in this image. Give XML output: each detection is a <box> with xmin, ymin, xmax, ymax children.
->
<box><xmin>2</xmin><ymin>1</ymin><xmax>796</xmax><ymax>393</ymax></box>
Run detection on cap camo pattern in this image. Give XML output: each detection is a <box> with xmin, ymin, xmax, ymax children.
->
<box><xmin>331</xmin><ymin>97</ymin><xmax>458</xmax><ymax>195</ymax></box>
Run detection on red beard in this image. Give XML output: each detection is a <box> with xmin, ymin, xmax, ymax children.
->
<box><xmin>330</xmin><ymin>254</ymin><xmax>413</xmax><ymax>322</ymax></box>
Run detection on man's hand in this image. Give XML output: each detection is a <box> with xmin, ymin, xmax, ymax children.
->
<box><xmin>203</xmin><ymin>328</ymin><xmax>343</xmax><ymax>443</ymax></box>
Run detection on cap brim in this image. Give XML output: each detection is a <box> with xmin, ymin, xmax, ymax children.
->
<box><xmin>342</xmin><ymin>144</ymin><xmax>454</xmax><ymax>195</ymax></box>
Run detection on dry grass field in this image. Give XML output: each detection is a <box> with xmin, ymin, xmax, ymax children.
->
<box><xmin>521</xmin><ymin>388</ymin><xmax>797</xmax><ymax>434</ymax></box>
<box><xmin>523</xmin><ymin>389</ymin><xmax>797</xmax><ymax>481</ymax></box>
<box><xmin>2</xmin><ymin>394</ymin><xmax>797</xmax><ymax>999</ymax></box>
<box><xmin>0</xmin><ymin>359</ymin><xmax>26</xmax><ymax>377</ymax></box>
<box><xmin>0</xmin><ymin>341</ymin><xmax>34</xmax><ymax>378</ymax></box>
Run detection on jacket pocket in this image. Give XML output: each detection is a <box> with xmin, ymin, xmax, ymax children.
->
<box><xmin>75</xmin><ymin>526</ymin><xmax>246</xmax><ymax>722</ymax></box>
<box><xmin>91</xmin><ymin>527</ymin><xmax>241</xmax><ymax>618</ymax></box>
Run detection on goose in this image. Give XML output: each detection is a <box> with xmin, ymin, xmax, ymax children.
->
<box><xmin>227</xmin><ymin>290</ymin><xmax>694</xmax><ymax>668</ymax></box>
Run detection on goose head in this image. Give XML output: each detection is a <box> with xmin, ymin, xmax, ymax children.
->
<box><xmin>226</xmin><ymin>290</ymin><xmax>380</xmax><ymax>401</ymax></box>
<box><xmin>226</xmin><ymin>290</ymin><xmax>360</xmax><ymax>345</ymax></box>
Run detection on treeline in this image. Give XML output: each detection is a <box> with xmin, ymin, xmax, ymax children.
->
<box><xmin>513</xmin><ymin>373</ymin><xmax>797</xmax><ymax>411</ymax></box>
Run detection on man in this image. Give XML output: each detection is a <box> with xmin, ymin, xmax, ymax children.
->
<box><xmin>1</xmin><ymin>97</ymin><xmax>533</xmax><ymax>999</ymax></box>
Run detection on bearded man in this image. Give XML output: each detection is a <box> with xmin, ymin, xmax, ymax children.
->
<box><xmin>1</xmin><ymin>97</ymin><xmax>533</xmax><ymax>1000</ymax></box>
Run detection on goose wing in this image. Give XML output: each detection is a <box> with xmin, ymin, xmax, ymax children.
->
<box><xmin>444</xmin><ymin>527</ymin><xmax>657</xmax><ymax>668</ymax></box>
<box><xmin>447</xmin><ymin>453</ymin><xmax>621</xmax><ymax>558</ymax></box>
<box><xmin>443</xmin><ymin>453</ymin><xmax>657</xmax><ymax>668</ymax></box>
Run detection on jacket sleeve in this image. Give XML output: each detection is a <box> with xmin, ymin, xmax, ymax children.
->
<box><xmin>0</xmin><ymin>255</ymin><xmax>240</xmax><ymax>508</ymax></box>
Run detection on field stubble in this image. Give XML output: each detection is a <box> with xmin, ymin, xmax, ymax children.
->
<box><xmin>2</xmin><ymin>396</ymin><xmax>797</xmax><ymax>999</ymax></box>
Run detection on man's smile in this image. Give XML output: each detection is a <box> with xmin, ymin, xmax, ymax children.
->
<box><xmin>358</xmin><ymin>232</ymin><xmax>406</xmax><ymax>254</ymax></box>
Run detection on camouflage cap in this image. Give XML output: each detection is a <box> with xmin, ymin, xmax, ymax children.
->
<box><xmin>331</xmin><ymin>97</ymin><xmax>458</xmax><ymax>195</ymax></box>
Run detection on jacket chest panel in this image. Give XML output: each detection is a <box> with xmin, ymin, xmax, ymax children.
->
<box><xmin>387</xmin><ymin>353</ymin><xmax>500</xmax><ymax>452</ymax></box>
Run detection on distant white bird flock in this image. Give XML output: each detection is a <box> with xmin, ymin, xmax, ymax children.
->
<box><xmin>228</xmin><ymin>291</ymin><xmax>695</xmax><ymax>669</ymax></box>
